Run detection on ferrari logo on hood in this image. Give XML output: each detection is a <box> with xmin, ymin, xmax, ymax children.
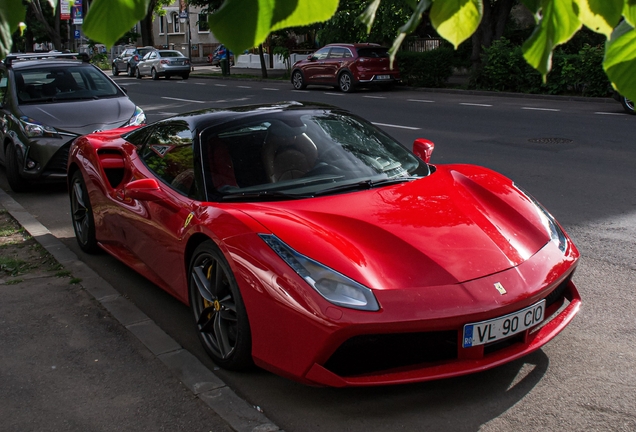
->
<box><xmin>494</xmin><ymin>282</ymin><xmax>507</xmax><ymax>295</ymax></box>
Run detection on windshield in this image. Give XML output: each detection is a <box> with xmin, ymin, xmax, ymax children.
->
<box><xmin>15</xmin><ymin>65</ymin><xmax>122</xmax><ymax>104</ymax></box>
<box><xmin>201</xmin><ymin>109</ymin><xmax>429</xmax><ymax>200</ymax></box>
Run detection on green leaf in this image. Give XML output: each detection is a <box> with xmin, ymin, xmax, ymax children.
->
<box><xmin>84</xmin><ymin>0</ymin><xmax>150</xmax><ymax>48</ymax></box>
<box><xmin>208</xmin><ymin>0</ymin><xmax>338</xmax><ymax>53</ymax></box>
<box><xmin>359</xmin><ymin>0</ymin><xmax>382</xmax><ymax>34</ymax></box>
<box><xmin>604</xmin><ymin>20</ymin><xmax>636</xmax><ymax>100</ymax></box>
<box><xmin>624</xmin><ymin>0</ymin><xmax>636</xmax><ymax>27</ymax></box>
<box><xmin>522</xmin><ymin>0</ymin><xmax>582</xmax><ymax>79</ymax></box>
<box><xmin>572</xmin><ymin>0</ymin><xmax>623</xmax><ymax>37</ymax></box>
<box><xmin>388</xmin><ymin>0</ymin><xmax>432</xmax><ymax>67</ymax></box>
<box><xmin>0</xmin><ymin>0</ymin><xmax>26</xmax><ymax>58</ymax></box>
<box><xmin>430</xmin><ymin>0</ymin><xmax>483</xmax><ymax>49</ymax></box>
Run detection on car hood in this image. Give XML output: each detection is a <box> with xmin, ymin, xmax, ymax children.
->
<box><xmin>20</xmin><ymin>97</ymin><xmax>136</xmax><ymax>135</ymax></box>
<box><xmin>239</xmin><ymin>166</ymin><xmax>552</xmax><ymax>289</ymax></box>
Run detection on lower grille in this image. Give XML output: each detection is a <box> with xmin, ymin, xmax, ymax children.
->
<box><xmin>44</xmin><ymin>143</ymin><xmax>71</xmax><ymax>174</ymax></box>
<box><xmin>324</xmin><ymin>331</ymin><xmax>457</xmax><ymax>377</ymax></box>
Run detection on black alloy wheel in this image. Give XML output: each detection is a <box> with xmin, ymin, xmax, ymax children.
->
<box><xmin>182</xmin><ymin>73</ymin><xmax>189</xmax><ymax>80</ymax></box>
<box><xmin>112</xmin><ymin>63</ymin><xmax>119</xmax><ymax>76</ymax></box>
<box><xmin>151</xmin><ymin>68</ymin><xmax>158</xmax><ymax>80</ymax></box>
<box><xmin>189</xmin><ymin>241</ymin><xmax>252</xmax><ymax>370</ymax></box>
<box><xmin>69</xmin><ymin>170</ymin><xmax>100</xmax><ymax>253</ymax></box>
<box><xmin>621</xmin><ymin>96</ymin><xmax>635</xmax><ymax>114</ymax></box>
<box><xmin>136</xmin><ymin>67</ymin><xmax>142</xmax><ymax>79</ymax></box>
<box><xmin>292</xmin><ymin>70</ymin><xmax>306</xmax><ymax>90</ymax></box>
<box><xmin>338</xmin><ymin>71</ymin><xmax>355</xmax><ymax>93</ymax></box>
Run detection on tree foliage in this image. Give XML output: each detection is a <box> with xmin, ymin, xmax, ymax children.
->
<box><xmin>2</xmin><ymin>0</ymin><xmax>636</xmax><ymax>100</ymax></box>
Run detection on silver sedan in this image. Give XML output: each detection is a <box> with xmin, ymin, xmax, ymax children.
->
<box><xmin>136</xmin><ymin>50</ymin><xmax>191</xmax><ymax>80</ymax></box>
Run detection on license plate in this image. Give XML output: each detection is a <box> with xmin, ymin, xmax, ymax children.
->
<box><xmin>173</xmin><ymin>61</ymin><xmax>183</xmax><ymax>65</ymax></box>
<box><xmin>376</xmin><ymin>75</ymin><xmax>390</xmax><ymax>80</ymax></box>
<box><xmin>462</xmin><ymin>300</ymin><xmax>545</xmax><ymax>348</ymax></box>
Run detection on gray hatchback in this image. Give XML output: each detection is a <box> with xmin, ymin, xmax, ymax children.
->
<box><xmin>0</xmin><ymin>53</ymin><xmax>146</xmax><ymax>192</ymax></box>
<box><xmin>135</xmin><ymin>50</ymin><xmax>191</xmax><ymax>80</ymax></box>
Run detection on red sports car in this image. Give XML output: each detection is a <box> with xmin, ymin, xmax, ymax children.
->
<box><xmin>68</xmin><ymin>102</ymin><xmax>580</xmax><ymax>387</ymax></box>
<box><xmin>291</xmin><ymin>43</ymin><xmax>401</xmax><ymax>92</ymax></box>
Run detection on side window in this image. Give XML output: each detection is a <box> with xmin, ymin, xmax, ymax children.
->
<box><xmin>343</xmin><ymin>49</ymin><xmax>353</xmax><ymax>58</ymax></box>
<box><xmin>0</xmin><ymin>70</ymin><xmax>7</xmax><ymax>104</ymax></box>
<box><xmin>328</xmin><ymin>48</ymin><xmax>346</xmax><ymax>59</ymax></box>
<box><xmin>312</xmin><ymin>48</ymin><xmax>330</xmax><ymax>60</ymax></box>
<box><xmin>140</xmin><ymin>121</ymin><xmax>199</xmax><ymax>197</ymax></box>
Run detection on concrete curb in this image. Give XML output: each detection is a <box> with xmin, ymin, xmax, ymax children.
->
<box><xmin>0</xmin><ymin>188</ymin><xmax>281</xmax><ymax>432</ymax></box>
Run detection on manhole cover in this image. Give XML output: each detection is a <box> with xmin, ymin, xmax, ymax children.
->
<box><xmin>528</xmin><ymin>138</ymin><xmax>573</xmax><ymax>144</ymax></box>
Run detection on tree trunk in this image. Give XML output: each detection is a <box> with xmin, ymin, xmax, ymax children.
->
<box><xmin>259</xmin><ymin>44</ymin><xmax>268</xmax><ymax>78</ymax></box>
<box><xmin>470</xmin><ymin>0</ymin><xmax>516</xmax><ymax>70</ymax></box>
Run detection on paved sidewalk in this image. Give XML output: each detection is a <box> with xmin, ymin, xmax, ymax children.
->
<box><xmin>0</xmin><ymin>188</ymin><xmax>280</xmax><ymax>432</ymax></box>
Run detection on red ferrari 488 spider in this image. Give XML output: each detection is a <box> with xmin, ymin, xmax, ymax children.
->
<box><xmin>68</xmin><ymin>101</ymin><xmax>580</xmax><ymax>387</ymax></box>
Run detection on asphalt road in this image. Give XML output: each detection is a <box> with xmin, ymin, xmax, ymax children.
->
<box><xmin>2</xmin><ymin>75</ymin><xmax>635</xmax><ymax>431</ymax></box>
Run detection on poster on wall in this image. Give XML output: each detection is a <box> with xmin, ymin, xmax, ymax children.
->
<box><xmin>72</xmin><ymin>0</ymin><xmax>83</xmax><ymax>25</ymax></box>
<box><xmin>60</xmin><ymin>0</ymin><xmax>70</xmax><ymax>20</ymax></box>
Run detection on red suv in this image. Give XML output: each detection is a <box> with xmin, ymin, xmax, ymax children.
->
<box><xmin>291</xmin><ymin>43</ymin><xmax>401</xmax><ymax>93</ymax></box>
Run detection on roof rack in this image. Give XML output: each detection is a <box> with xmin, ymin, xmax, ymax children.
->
<box><xmin>3</xmin><ymin>52</ymin><xmax>90</xmax><ymax>67</ymax></box>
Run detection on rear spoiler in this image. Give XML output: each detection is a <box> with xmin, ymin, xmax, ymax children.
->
<box><xmin>4</xmin><ymin>52</ymin><xmax>90</xmax><ymax>67</ymax></box>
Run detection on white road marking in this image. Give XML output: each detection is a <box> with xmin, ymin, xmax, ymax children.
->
<box><xmin>521</xmin><ymin>107</ymin><xmax>560</xmax><ymax>111</ymax></box>
<box><xmin>161</xmin><ymin>96</ymin><xmax>206</xmax><ymax>104</ymax></box>
<box><xmin>263</xmin><ymin>88</ymin><xmax>280</xmax><ymax>91</ymax></box>
<box><xmin>372</xmin><ymin>122</ymin><xmax>420</xmax><ymax>130</ymax></box>
<box><xmin>195</xmin><ymin>82</ymin><xmax>206</xmax><ymax>85</ymax></box>
<box><xmin>407</xmin><ymin>99</ymin><xmax>434</xmax><ymax>103</ymax></box>
<box><xmin>156</xmin><ymin>112</ymin><xmax>179</xmax><ymax>116</ymax></box>
<box><xmin>460</xmin><ymin>103</ymin><xmax>492</xmax><ymax>107</ymax></box>
<box><xmin>215</xmin><ymin>84</ymin><xmax>227</xmax><ymax>87</ymax></box>
<box><xmin>292</xmin><ymin>90</ymin><xmax>309</xmax><ymax>93</ymax></box>
<box><xmin>324</xmin><ymin>92</ymin><xmax>345</xmax><ymax>96</ymax></box>
<box><xmin>363</xmin><ymin>96</ymin><xmax>386</xmax><ymax>99</ymax></box>
<box><xmin>237</xmin><ymin>85</ymin><xmax>252</xmax><ymax>88</ymax></box>
<box><xmin>595</xmin><ymin>112</ymin><xmax>625</xmax><ymax>116</ymax></box>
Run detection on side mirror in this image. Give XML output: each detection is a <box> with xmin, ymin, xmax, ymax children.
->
<box><xmin>124</xmin><ymin>178</ymin><xmax>162</xmax><ymax>201</ymax></box>
<box><xmin>413</xmin><ymin>138</ymin><xmax>435</xmax><ymax>164</ymax></box>
<box><xmin>124</xmin><ymin>178</ymin><xmax>181</xmax><ymax>211</ymax></box>
<box><xmin>307</xmin><ymin>54</ymin><xmax>315</xmax><ymax>61</ymax></box>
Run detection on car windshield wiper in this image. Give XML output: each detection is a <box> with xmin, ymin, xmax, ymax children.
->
<box><xmin>221</xmin><ymin>190</ymin><xmax>312</xmax><ymax>202</ymax></box>
<box><xmin>312</xmin><ymin>176</ymin><xmax>420</xmax><ymax>197</ymax></box>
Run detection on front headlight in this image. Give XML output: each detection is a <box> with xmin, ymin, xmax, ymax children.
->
<box><xmin>260</xmin><ymin>234</ymin><xmax>380</xmax><ymax>311</ymax></box>
<box><xmin>122</xmin><ymin>106</ymin><xmax>146</xmax><ymax>127</ymax></box>
<box><xmin>20</xmin><ymin>116</ymin><xmax>59</xmax><ymax>137</ymax></box>
<box><xmin>515</xmin><ymin>185</ymin><xmax>567</xmax><ymax>253</ymax></box>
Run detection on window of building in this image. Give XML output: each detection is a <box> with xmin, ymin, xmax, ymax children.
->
<box><xmin>198</xmin><ymin>14</ymin><xmax>209</xmax><ymax>32</ymax></box>
<box><xmin>159</xmin><ymin>16</ymin><xmax>165</xmax><ymax>34</ymax></box>
<box><xmin>173</xmin><ymin>13</ymin><xmax>180</xmax><ymax>33</ymax></box>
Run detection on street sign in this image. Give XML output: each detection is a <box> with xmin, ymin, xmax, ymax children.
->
<box><xmin>74</xmin><ymin>30</ymin><xmax>80</xmax><ymax>40</ymax></box>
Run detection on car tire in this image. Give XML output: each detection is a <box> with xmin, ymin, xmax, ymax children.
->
<box><xmin>189</xmin><ymin>241</ymin><xmax>252</xmax><ymax>371</ymax></box>
<box><xmin>338</xmin><ymin>71</ymin><xmax>355</xmax><ymax>93</ymax></box>
<box><xmin>136</xmin><ymin>67</ymin><xmax>142</xmax><ymax>79</ymax></box>
<box><xmin>291</xmin><ymin>70</ymin><xmax>306</xmax><ymax>90</ymax></box>
<box><xmin>127</xmin><ymin>64</ymin><xmax>134</xmax><ymax>77</ymax></box>
<box><xmin>620</xmin><ymin>96</ymin><xmax>635</xmax><ymax>115</ymax></box>
<box><xmin>5</xmin><ymin>143</ymin><xmax>29</xmax><ymax>193</ymax></box>
<box><xmin>151</xmin><ymin>68</ymin><xmax>159</xmax><ymax>80</ymax></box>
<box><xmin>112</xmin><ymin>64</ymin><xmax>119</xmax><ymax>76</ymax></box>
<box><xmin>69</xmin><ymin>170</ymin><xmax>100</xmax><ymax>254</ymax></box>
<box><xmin>182</xmin><ymin>73</ymin><xmax>189</xmax><ymax>80</ymax></box>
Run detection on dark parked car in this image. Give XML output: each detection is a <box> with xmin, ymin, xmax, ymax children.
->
<box><xmin>0</xmin><ymin>53</ymin><xmax>146</xmax><ymax>192</ymax></box>
<box><xmin>112</xmin><ymin>46</ymin><xmax>155</xmax><ymax>77</ymax></box>
<box><xmin>207</xmin><ymin>44</ymin><xmax>234</xmax><ymax>66</ymax></box>
<box><xmin>291</xmin><ymin>43</ymin><xmax>401</xmax><ymax>93</ymax></box>
<box><xmin>135</xmin><ymin>50</ymin><xmax>191</xmax><ymax>80</ymax></box>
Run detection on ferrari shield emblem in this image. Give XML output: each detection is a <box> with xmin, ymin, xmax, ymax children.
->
<box><xmin>494</xmin><ymin>282</ymin><xmax>507</xmax><ymax>295</ymax></box>
<box><xmin>184</xmin><ymin>212</ymin><xmax>194</xmax><ymax>228</ymax></box>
